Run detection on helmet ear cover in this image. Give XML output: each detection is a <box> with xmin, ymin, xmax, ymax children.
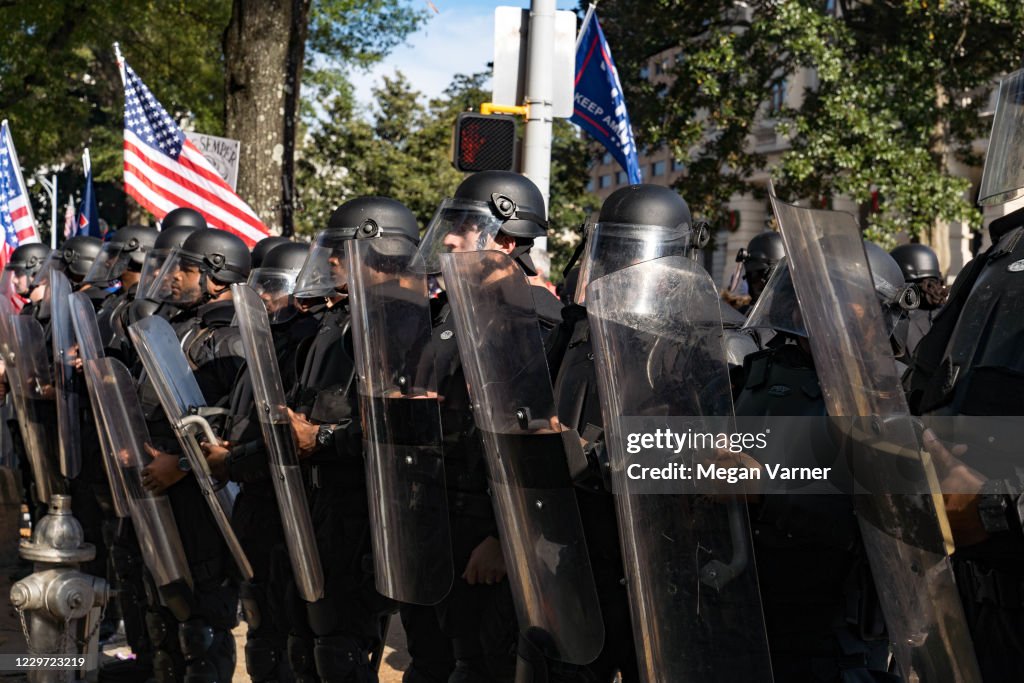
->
<box><xmin>490</xmin><ymin>192</ymin><xmax>547</xmax><ymax>231</ymax></box>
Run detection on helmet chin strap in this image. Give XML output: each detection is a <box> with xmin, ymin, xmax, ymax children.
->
<box><xmin>198</xmin><ymin>271</ymin><xmax>231</xmax><ymax>305</ymax></box>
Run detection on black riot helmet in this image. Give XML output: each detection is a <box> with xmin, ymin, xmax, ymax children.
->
<box><xmin>150</xmin><ymin>228</ymin><xmax>251</xmax><ymax>307</ymax></box>
<box><xmin>260</xmin><ymin>241</ymin><xmax>310</xmax><ymax>272</ymax></box>
<box><xmin>2</xmin><ymin>243</ymin><xmax>51</xmax><ymax>296</ymax></box>
<box><xmin>295</xmin><ymin>196</ymin><xmax>420</xmax><ymax>297</ymax></box>
<box><xmin>889</xmin><ymin>243</ymin><xmax>941</xmax><ymax>283</ymax></box>
<box><xmin>416</xmin><ymin>171</ymin><xmax>547</xmax><ymax>274</ymax></box>
<box><xmin>59</xmin><ymin>235</ymin><xmax>104</xmax><ymax>278</ymax></box>
<box><xmin>738</xmin><ymin>231</ymin><xmax>785</xmax><ymax>277</ymax></box>
<box><xmin>161</xmin><ymin>206</ymin><xmax>207</xmax><ymax>232</ymax></box>
<box><xmin>251</xmin><ymin>235</ymin><xmax>290</xmax><ymax>269</ymax></box>
<box><xmin>574</xmin><ymin>184</ymin><xmax>706</xmax><ymax>304</ymax></box>
<box><xmin>84</xmin><ymin>224</ymin><xmax>158</xmax><ymax>284</ymax></box>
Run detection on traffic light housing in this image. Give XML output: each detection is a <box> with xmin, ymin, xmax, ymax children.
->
<box><xmin>452</xmin><ymin>112</ymin><xmax>517</xmax><ymax>173</ymax></box>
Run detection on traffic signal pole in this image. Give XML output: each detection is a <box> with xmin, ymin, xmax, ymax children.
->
<box><xmin>522</xmin><ymin>0</ymin><xmax>555</xmax><ymax>251</ymax></box>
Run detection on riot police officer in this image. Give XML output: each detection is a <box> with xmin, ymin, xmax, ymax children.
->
<box><xmin>1</xmin><ymin>243</ymin><xmax>51</xmax><ymax>318</ymax></box>
<box><xmin>734</xmin><ymin>230</ymin><xmax>785</xmax><ymax>311</ymax></box>
<box><xmin>201</xmin><ymin>241</ymin><xmax>318</xmax><ymax>683</ymax></box>
<box><xmin>738</xmin><ymin>243</ymin><xmax>908</xmax><ymax>682</ymax></box>
<box><xmin>251</xmin><ymin>235</ymin><xmax>291</xmax><ymax>269</ymax></box>
<box><xmin>552</xmin><ymin>184</ymin><xmax>709</xmax><ymax>682</ymax></box>
<box><xmin>889</xmin><ymin>243</ymin><xmax>946</xmax><ymax>359</ymax></box>
<box><xmin>282</xmin><ymin>197</ymin><xmax>414</xmax><ymax>682</ymax></box>
<box><xmin>134</xmin><ymin>227</ymin><xmax>252</xmax><ymax>683</ymax></box>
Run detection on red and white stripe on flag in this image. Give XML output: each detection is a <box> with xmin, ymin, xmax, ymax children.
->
<box><xmin>118</xmin><ymin>57</ymin><xmax>269</xmax><ymax>247</ymax></box>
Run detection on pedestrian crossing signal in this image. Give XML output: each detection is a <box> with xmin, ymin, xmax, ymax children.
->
<box><xmin>452</xmin><ymin>113</ymin><xmax>517</xmax><ymax>172</ymax></box>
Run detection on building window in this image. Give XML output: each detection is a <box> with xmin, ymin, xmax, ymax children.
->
<box><xmin>824</xmin><ymin>0</ymin><xmax>837</xmax><ymax>15</ymax></box>
<box><xmin>655</xmin><ymin>61</ymin><xmax>664</xmax><ymax>76</ymax></box>
<box><xmin>639</xmin><ymin>65</ymin><xmax>650</xmax><ymax>80</ymax></box>
<box><xmin>586</xmin><ymin>178</ymin><xmax>595</xmax><ymax>192</ymax></box>
<box><xmin>602</xmin><ymin>151</ymin><xmax>613</xmax><ymax>165</ymax></box>
<box><xmin>616</xmin><ymin>170</ymin><xmax>627</xmax><ymax>185</ymax></box>
<box><xmin>651</xmin><ymin>161</ymin><xmax>666</xmax><ymax>177</ymax></box>
<box><xmin>672</xmin><ymin>159</ymin><xmax>686</xmax><ymax>172</ymax></box>
<box><xmin>600</xmin><ymin>174</ymin><xmax>613</xmax><ymax>188</ymax></box>
<box><xmin>769</xmin><ymin>79</ymin><xmax>787</xmax><ymax>114</ymax></box>
<box><xmin>675</xmin><ymin>52</ymin><xmax>686</xmax><ymax>65</ymax></box>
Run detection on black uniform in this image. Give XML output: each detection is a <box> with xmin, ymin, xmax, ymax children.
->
<box><xmin>136</xmin><ymin>300</ymin><xmax>246</xmax><ymax>683</ymax></box>
<box><xmin>224</xmin><ymin>308</ymin><xmax>318</xmax><ymax>683</ymax></box>
<box><xmin>285</xmin><ymin>301</ymin><xmax>396</xmax><ymax>683</ymax></box>
<box><xmin>735</xmin><ymin>340</ymin><xmax>894</xmax><ymax>683</ymax></box>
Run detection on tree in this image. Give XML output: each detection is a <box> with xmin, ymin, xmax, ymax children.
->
<box><xmin>224</xmin><ymin>0</ymin><xmax>425</xmax><ymax>235</ymax></box>
<box><xmin>0</xmin><ymin>0</ymin><xmax>230</xmax><ymax>225</ymax></box>
<box><xmin>595</xmin><ymin>0</ymin><xmax>1024</xmax><ymax>256</ymax></box>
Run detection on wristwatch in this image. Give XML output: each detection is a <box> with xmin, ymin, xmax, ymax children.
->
<box><xmin>177</xmin><ymin>456</ymin><xmax>192</xmax><ymax>473</ymax></box>
<box><xmin>316</xmin><ymin>423</ymin><xmax>337</xmax><ymax>449</ymax></box>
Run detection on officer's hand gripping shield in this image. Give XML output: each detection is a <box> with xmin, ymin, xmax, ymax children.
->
<box><xmin>769</xmin><ymin>192</ymin><xmax>981</xmax><ymax>683</ymax></box>
<box><xmin>48</xmin><ymin>270</ymin><xmax>82</xmax><ymax>479</ymax></box>
<box><xmin>586</xmin><ymin>255</ymin><xmax>773</xmax><ymax>683</ymax></box>
<box><xmin>70</xmin><ymin>291</ymin><xmax>130</xmax><ymax>518</ymax></box>
<box><xmin>128</xmin><ymin>315</ymin><xmax>254</xmax><ymax>581</ymax></box>
<box><xmin>231</xmin><ymin>283</ymin><xmax>325</xmax><ymax>603</ymax></box>
<box><xmin>346</xmin><ymin>237</ymin><xmax>454</xmax><ymax>606</ymax></box>
<box><xmin>440</xmin><ymin>250</ymin><xmax>604</xmax><ymax>665</ymax></box>
<box><xmin>84</xmin><ymin>357</ymin><xmax>192</xmax><ymax>589</ymax></box>
<box><xmin>2</xmin><ymin>310</ymin><xmax>62</xmax><ymax>504</ymax></box>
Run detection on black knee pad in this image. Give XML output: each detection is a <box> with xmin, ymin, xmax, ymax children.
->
<box><xmin>245</xmin><ymin>637</ymin><xmax>282</xmax><ymax>681</ymax></box>
<box><xmin>151</xmin><ymin>648</ymin><xmax>180</xmax><ymax>683</ymax></box>
<box><xmin>178</xmin><ymin>619</ymin><xmax>215</xmax><ymax>661</ymax></box>
<box><xmin>182</xmin><ymin>628</ymin><xmax>235</xmax><ymax>683</ymax></box>
<box><xmin>145</xmin><ymin>610</ymin><xmax>173</xmax><ymax>649</ymax></box>
<box><xmin>314</xmin><ymin>635</ymin><xmax>371</xmax><ymax>682</ymax></box>
<box><xmin>288</xmin><ymin>634</ymin><xmax>317</xmax><ymax>678</ymax></box>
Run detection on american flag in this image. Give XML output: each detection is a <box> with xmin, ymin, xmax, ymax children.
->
<box><xmin>118</xmin><ymin>56</ymin><xmax>269</xmax><ymax>246</ymax></box>
<box><xmin>0</xmin><ymin>120</ymin><xmax>42</xmax><ymax>271</ymax></box>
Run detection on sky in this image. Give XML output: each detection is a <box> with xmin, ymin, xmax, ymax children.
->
<box><xmin>347</xmin><ymin>0</ymin><xmax>581</xmax><ymax>108</ymax></box>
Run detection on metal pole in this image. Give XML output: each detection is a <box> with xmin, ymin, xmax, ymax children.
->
<box><xmin>522</xmin><ymin>0</ymin><xmax>556</xmax><ymax>253</ymax></box>
<box><xmin>50</xmin><ymin>174</ymin><xmax>57</xmax><ymax>248</ymax></box>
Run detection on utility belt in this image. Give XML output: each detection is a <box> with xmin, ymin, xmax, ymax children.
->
<box><xmin>956</xmin><ymin>558</ymin><xmax>1024</xmax><ymax>609</ymax></box>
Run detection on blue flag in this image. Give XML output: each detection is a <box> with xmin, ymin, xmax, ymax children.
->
<box><xmin>571</xmin><ymin>13</ymin><xmax>642</xmax><ymax>184</ymax></box>
<box><xmin>76</xmin><ymin>166</ymin><xmax>101</xmax><ymax>238</ymax></box>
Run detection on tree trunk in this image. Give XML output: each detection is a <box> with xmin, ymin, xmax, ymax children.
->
<box><xmin>927</xmin><ymin>83</ymin><xmax>952</xmax><ymax>273</ymax></box>
<box><xmin>223</xmin><ymin>0</ymin><xmax>310</xmax><ymax>236</ymax></box>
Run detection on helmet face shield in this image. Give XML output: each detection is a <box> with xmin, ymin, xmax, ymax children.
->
<box><xmin>84</xmin><ymin>242</ymin><xmax>132</xmax><ymax>284</ymax></box>
<box><xmin>29</xmin><ymin>253</ymin><xmax>63</xmax><ymax>288</ymax></box>
<box><xmin>294</xmin><ymin>229</ymin><xmax>350</xmax><ymax>298</ymax></box>
<box><xmin>575</xmin><ymin>221</ymin><xmax>694</xmax><ymax>305</ymax></box>
<box><xmin>139</xmin><ymin>248</ymin><xmax>172</xmax><ymax>301</ymax></box>
<box><xmin>413</xmin><ymin>199</ymin><xmax>506</xmax><ymax>274</ymax></box>
<box><xmin>743</xmin><ymin>259</ymin><xmax>807</xmax><ymax>337</ymax></box>
<box><xmin>148</xmin><ymin>247</ymin><xmax>204</xmax><ymax>306</ymax></box>
<box><xmin>247</xmin><ymin>267</ymin><xmax>299</xmax><ymax>324</ymax></box>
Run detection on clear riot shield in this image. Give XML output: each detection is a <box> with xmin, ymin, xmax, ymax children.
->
<box><xmin>128</xmin><ymin>315</ymin><xmax>254</xmax><ymax>581</ymax></box>
<box><xmin>346</xmin><ymin>238</ymin><xmax>453</xmax><ymax>606</ymax></box>
<box><xmin>70</xmin><ymin>292</ymin><xmax>130</xmax><ymax>519</ymax></box>
<box><xmin>5</xmin><ymin>314</ymin><xmax>62</xmax><ymax>504</ymax></box>
<box><xmin>979</xmin><ymin>68</ymin><xmax>1024</xmax><ymax>206</ymax></box>
<box><xmin>49</xmin><ymin>271</ymin><xmax>82</xmax><ymax>479</ymax></box>
<box><xmin>230</xmin><ymin>283</ymin><xmax>324</xmax><ymax>603</ymax></box>
<box><xmin>440</xmin><ymin>250</ymin><xmax>603</xmax><ymax>665</ymax></box>
<box><xmin>769</xmin><ymin>193</ymin><xmax>981</xmax><ymax>683</ymax></box>
<box><xmin>85</xmin><ymin>357</ymin><xmax>192</xmax><ymax>588</ymax></box>
<box><xmin>587</xmin><ymin>255</ymin><xmax>773</xmax><ymax>683</ymax></box>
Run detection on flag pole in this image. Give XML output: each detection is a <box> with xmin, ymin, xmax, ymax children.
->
<box><xmin>576</xmin><ymin>1</ymin><xmax>598</xmax><ymax>50</ymax></box>
<box><xmin>49</xmin><ymin>175</ymin><xmax>57</xmax><ymax>249</ymax></box>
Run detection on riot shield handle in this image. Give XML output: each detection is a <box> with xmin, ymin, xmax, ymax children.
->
<box><xmin>699</xmin><ymin>501</ymin><xmax>750</xmax><ymax>590</ymax></box>
<box><xmin>179</xmin><ymin>414</ymin><xmax>219</xmax><ymax>446</ymax></box>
